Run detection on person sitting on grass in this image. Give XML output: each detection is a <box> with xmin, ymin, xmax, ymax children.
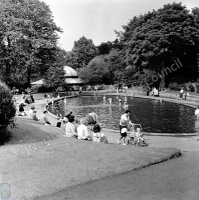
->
<box><xmin>40</xmin><ymin>110</ymin><xmax>51</xmax><ymax>125</ymax></box>
<box><xmin>64</xmin><ymin>117</ymin><xmax>77</xmax><ymax>138</ymax></box>
<box><xmin>18</xmin><ymin>103</ymin><xmax>27</xmax><ymax>116</ymax></box>
<box><xmin>92</xmin><ymin>123</ymin><xmax>108</xmax><ymax>143</ymax></box>
<box><xmin>77</xmin><ymin>117</ymin><xmax>91</xmax><ymax>140</ymax></box>
<box><xmin>87</xmin><ymin>111</ymin><xmax>99</xmax><ymax>130</ymax></box>
<box><xmin>29</xmin><ymin>106</ymin><xmax>39</xmax><ymax>121</ymax></box>
<box><xmin>32</xmin><ymin>110</ymin><xmax>39</xmax><ymax>121</ymax></box>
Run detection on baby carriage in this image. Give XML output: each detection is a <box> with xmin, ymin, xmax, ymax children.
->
<box><xmin>127</xmin><ymin>124</ymin><xmax>148</xmax><ymax>147</ymax></box>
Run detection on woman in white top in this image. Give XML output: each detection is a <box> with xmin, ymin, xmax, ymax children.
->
<box><xmin>77</xmin><ymin>117</ymin><xmax>90</xmax><ymax>140</ymax></box>
<box><xmin>65</xmin><ymin>117</ymin><xmax>77</xmax><ymax>138</ymax></box>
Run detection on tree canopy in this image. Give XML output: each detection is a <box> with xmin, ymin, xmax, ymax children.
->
<box><xmin>65</xmin><ymin>36</ymin><xmax>98</xmax><ymax>69</ymax></box>
<box><xmin>79</xmin><ymin>56</ymin><xmax>111</xmax><ymax>84</ymax></box>
<box><xmin>0</xmin><ymin>0</ymin><xmax>63</xmax><ymax>88</ymax></box>
<box><xmin>118</xmin><ymin>3</ymin><xmax>199</xmax><ymax>87</ymax></box>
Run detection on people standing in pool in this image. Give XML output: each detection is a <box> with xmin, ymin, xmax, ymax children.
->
<box><xmin>103</xmin><ymin>95</ymin><xmax>106</xmax><ymax>102</ymax></box>
<box><xmin>195</xmin><ymin>107</ymin><xmax>199</xmax><ymax>120</ymax></box>
<box><xmin>117</xmin><ymin>110</ymin><xmax>133</xmax><ymax>145</ymax></box>
<box><xmin>107</xmin><ymin>98</ymin><xmax>112</xmax><ymax>104</ymax></box>
<box><xmin>179</xmin><ymin>88</ymin><xmax>184</xmax><ymax>100</ymax></box>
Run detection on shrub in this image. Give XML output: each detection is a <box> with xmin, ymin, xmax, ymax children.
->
<box><xmin>168</xmin><ymin>82</ymin><xmax>184</xmax><ymax>91</ymax></box>
<box><xmin>0</xmin><ymin>81</ymin><xmax>16</xmax><ymax>127</ymax></box>
<box><xmin>184</xmin><ymin>82</ymin><xmax>195</xmax><ymax>92</ymax></box>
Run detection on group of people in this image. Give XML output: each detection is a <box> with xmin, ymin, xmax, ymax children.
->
<box><xmin>179</xmin><ymin>88</ymin><xmax>190</xmax><ymax>100</ymax></box>
<box><xmin>118</xmin><ymin>110</ymin><xmax>147</xmax><ymax>146</ymax></box>
<box><xmin>103</xmin><ymin>95</ymin><xmax>129</xmax><ymax>109</ymax></box>
<box><xmin>62</xmin><ymin>111</ymin><xmax>108</xmax><ymax>144</ymax></box>
<box><xmin>17</xmin><ymin>92</ymin><xmax>148</xmax><ymax>146</ymax></box>
<box><xmin>21</xmin><ymin>92</ymin><xmax>35</xmax><ymax>104</ymax></box>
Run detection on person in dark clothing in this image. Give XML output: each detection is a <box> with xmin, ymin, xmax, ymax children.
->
<box><xmin>54</xmin><ymin>102</ymin><xmax>62</xmax><ymax>118</ymax></box>
<box><xmin>65</xmin><ymin>112</ymin><xmax>75</xmax><ymax>121</ymax></box>
<box><xmin>18</xmin><ymin>103</ymin><xmax>27</xmax><ymax>116</ymax></box>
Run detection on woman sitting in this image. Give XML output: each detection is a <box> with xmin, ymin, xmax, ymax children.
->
<box><xmin>77</xmin><ymin>117</ymin><xmax>91</xmax><ymax>140</ymax></box>
<box><xmin>64</xmin><ymin>117</ymin><xmax>77</xmax><ymax>138</ymax></box>
<box><xmin>92</xmin><ymin>123</ymin><xmax>108</xmax><ymax>143</ymax></box>
<box><xmin>40</xmin><ymin>110</ymin><xmax>51</xmax><ymax>125</ymax></box>
<box><xmin>18</xmin><ymin>103</ymin><xmax>27</xmax><ymax>116</ymax></box>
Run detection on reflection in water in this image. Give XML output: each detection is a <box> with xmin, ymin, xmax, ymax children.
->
<box><xmin>49</xmin><ymin>96</ymin><xmax>197</xmax><ymax>134</ymax></box>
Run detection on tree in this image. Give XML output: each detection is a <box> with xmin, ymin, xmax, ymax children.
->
<box><xmin>79</xmin><ymin>56</ymin><xmax>111</xmax><ymax>84</ymax></box>
<box><xmin>106</xmin><ymin>49</ymin><xmax>126</xmax><ymax>84</ymax></box>
<box><xmin>43</xmin><ymin>47</ymin><xmax>67</xmax><ymax>91</ymax></box>
<box><xmin>0</xmin><ymin>81</ymin><xmax>16</xmax><ymax>127</ymax></box>
<box><xmin>97</xmin><ymin>41</ymin><xmax>112</xmax><ymax>55</ymax></box>
<box><xmin>65</xmin><ymin>36</ymin><xmax>98</xmax><ymax>69</ymax></box>
<box><xmin>0</xmin><ymin>0</ymin><xmax>62</xmax><ymax>87</ymax></box>
<box><xmin>118</xmin><ymin>3</ymin><xmax>199</xmax><ymax>87</ymax></box>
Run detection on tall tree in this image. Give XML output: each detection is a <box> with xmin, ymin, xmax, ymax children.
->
<box><xmin>79</xmin><ymin>56</ymin><xmax>111</xmax><ymax>84</ymax></box>
<box><xmin>65</xmin><ymin>36</ymin><xmax>98</xmax><ymax>69</ymax></box>
<box><xmin>118</xmin><ymin>3</ymin><xmax>199</xmax><ymax>87</ymax></box>
<box><xmin>0</xmin><ymin>0</ymin><xmax>62</xmax><ymax>87</ymax></box>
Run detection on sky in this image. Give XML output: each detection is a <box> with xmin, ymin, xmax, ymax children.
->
<box><xmin>42</xmin><ymin>0</ymin><xmax>199</xmax><ymax>51</ymax></box>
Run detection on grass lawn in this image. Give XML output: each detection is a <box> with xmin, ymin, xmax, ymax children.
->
<box><xmin>0</xmin><ymin>115</ymin><xmax>180</xmax><ymax>200</ymax></box>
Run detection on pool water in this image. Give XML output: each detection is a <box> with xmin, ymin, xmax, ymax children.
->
<box><xmin>49</xmin><ymin>95</ymin><xmax>198</xmax><ymax>134</ymax></box>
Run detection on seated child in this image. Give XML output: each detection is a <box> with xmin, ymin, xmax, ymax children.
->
<box><xmin>134</xmin><ymin>128</ymin><xmax>146</xmax><ymax>146</ymax></box>
<box><xmin>32</xmin><ymin>110</ymin><xmax>39</xmax><ymax>121</ymax></box>
<box><xmin>92</xmin><ymin>123</ymin><xmax>108</xmax><ymax>143</ymax></box>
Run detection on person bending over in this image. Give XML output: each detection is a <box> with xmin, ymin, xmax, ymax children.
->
<box><xmin>40</xmin><ymin>110</ymin><xmax>51</xmax><ymax>125</ymax></box>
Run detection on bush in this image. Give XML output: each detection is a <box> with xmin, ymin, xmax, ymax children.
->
<box><xmin>0</xmin><ymin>81</ymin><xmax>16</xmax><ymax>127</ymax></box>
<box><xmin>168</xmin><ymin>82</ymin><xmax>184</xmax><ymax>91</ymax></box>
<box><xmin>184</xmin><ymin>82</ymin><xmax>195</xmax><ymax>92</ymax></box>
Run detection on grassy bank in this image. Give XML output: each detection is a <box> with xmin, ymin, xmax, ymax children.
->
<box><xmin>0</xmin><ymin>107</ymin><xmax>180</xmax><ymax>200</ymax></box>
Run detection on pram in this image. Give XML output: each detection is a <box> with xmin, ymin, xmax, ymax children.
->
<box><xmin>127</xmin><ymin>124</ymin><xmax>148</xmax><ymax>147</ymax></box>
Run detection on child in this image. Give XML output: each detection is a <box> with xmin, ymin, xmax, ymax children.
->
<box><xmin>134</xmin><ymin>128</ymin><xmax>146</xmax><ymax>146</ymax></box>
<box><xmin>117</xmin><ymin>119</ymin><xmax>128</xmax><ymax>145</ymax></box>
<box><xmin>92</xmin><ymin>123</ymin><xmax>108</xmax><ymax>143</ymax></box>
<box><xmin>32</xmin><ymin>110</ymin><xmax>39</xmax><ymax>121</ymax></box>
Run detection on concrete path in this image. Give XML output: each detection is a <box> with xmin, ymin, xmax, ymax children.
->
<box><xmin>37</xmin><ymin>135</ymin><xmax>199</xmax><ymax>200</ymax></box>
